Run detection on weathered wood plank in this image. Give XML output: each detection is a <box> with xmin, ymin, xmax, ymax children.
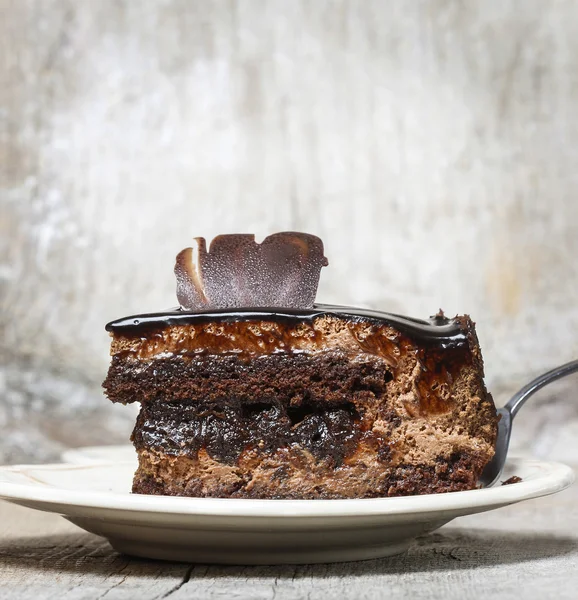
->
<box><xmin>0</xmin><ymin>504</ymin><xmax>190</xmax><ymax>600</ymax></box>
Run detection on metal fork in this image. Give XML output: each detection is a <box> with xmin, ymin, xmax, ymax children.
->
<box><xmin>479</xmin><ymin>359</ymin><xmax>578</xmax><ymax>488</ymax></box>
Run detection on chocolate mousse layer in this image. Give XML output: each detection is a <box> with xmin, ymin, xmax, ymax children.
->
<box><xmin>103</xmin><ymin>306</ymin><xmax>498</xmax><ymax>498</ymax></box>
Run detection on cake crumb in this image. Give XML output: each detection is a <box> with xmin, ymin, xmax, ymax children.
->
<box><xmin>502</xmin><ymin>475</ymin><xmax>522</xmax><ymax>485</ymax></box>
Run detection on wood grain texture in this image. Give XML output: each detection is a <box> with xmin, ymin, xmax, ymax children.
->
<box><xmin>2</xmin><ymin>0</ymin><xmax>578</xmax><ymax>461</ymax></box>
<box><xmin>1</xmin><ymin>478</ymin><xmax>578</xmax><ymax>599</ymax></box>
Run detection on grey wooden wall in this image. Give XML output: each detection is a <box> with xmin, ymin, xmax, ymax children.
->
<box><xmin>2</xmin><ymin>0</ymin><xmax>578</xmax><ymax>462</ymax></box>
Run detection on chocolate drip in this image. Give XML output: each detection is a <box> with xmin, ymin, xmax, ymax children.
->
<box><xmin>105</xmin><ymin>304</ymin><xmax>469</xmax><ymax>349</ymax></box>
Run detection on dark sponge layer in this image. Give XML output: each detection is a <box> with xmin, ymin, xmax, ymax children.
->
<box><xmin>104</xmin><ymin>352</ymin><xmax>393</xmax><ymax>405</ymax></box>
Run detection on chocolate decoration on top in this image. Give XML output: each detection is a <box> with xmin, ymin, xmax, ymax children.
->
<box><xmin>174</xmin><ymin>232</ymin><xmax>328</xmax><ymax>311</ymax></box>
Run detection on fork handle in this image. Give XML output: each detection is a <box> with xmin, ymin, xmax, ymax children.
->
<box><xmin>506</xmin><ymin>359</ymin><xmax>578</xmax><ymax>419</ymax></box>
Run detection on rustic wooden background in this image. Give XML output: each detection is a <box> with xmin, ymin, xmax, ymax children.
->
<box><xmin>1</xmin><ymin>0</ymin><xmax>578</xmax><ymax>463</ymax></box>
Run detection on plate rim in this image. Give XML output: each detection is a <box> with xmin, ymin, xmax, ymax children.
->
<box><xmin>0</xmin><ymin>456</ymin><xmax>573</xmax><ymax>519</ymax></box>
<box><xmin>60</xmin><ymin>445</ymin><xmax>135</xmax><ymax>465</ymax></box>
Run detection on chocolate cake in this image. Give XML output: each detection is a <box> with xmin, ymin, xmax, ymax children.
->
<box><xmin>103</xmin><ymin>233</ymin><xmax>498</xmax><ymax>499</ymax></box>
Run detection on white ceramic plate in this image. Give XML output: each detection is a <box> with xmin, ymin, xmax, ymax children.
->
<box><xmin>0</xmin><ymin>457</ymin><xmax>572</xmax><ymax>565</ymax></box>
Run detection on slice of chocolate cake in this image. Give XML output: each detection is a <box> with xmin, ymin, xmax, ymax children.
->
<box><xmin>103</xmin><ymin>233</ymin><xmax>498</xmax><ymax>499</ymax></box>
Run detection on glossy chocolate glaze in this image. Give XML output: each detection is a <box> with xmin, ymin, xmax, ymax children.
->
<box><xmin>106</xmin><ymin>303</ymin><xmax>469</xmax><ymax>349</ymax></box>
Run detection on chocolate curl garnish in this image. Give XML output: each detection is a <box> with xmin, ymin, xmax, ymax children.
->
<box><xmin>175</xmin><ymin>232</ymin><xmax>328</xmax><ymax>310</ymax></box>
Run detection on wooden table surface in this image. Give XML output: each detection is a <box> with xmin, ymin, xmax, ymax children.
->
<box><xmin>0</xmin><ymin>473</ymin><xmax>576</xmax><ymax>600</ymax></box>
